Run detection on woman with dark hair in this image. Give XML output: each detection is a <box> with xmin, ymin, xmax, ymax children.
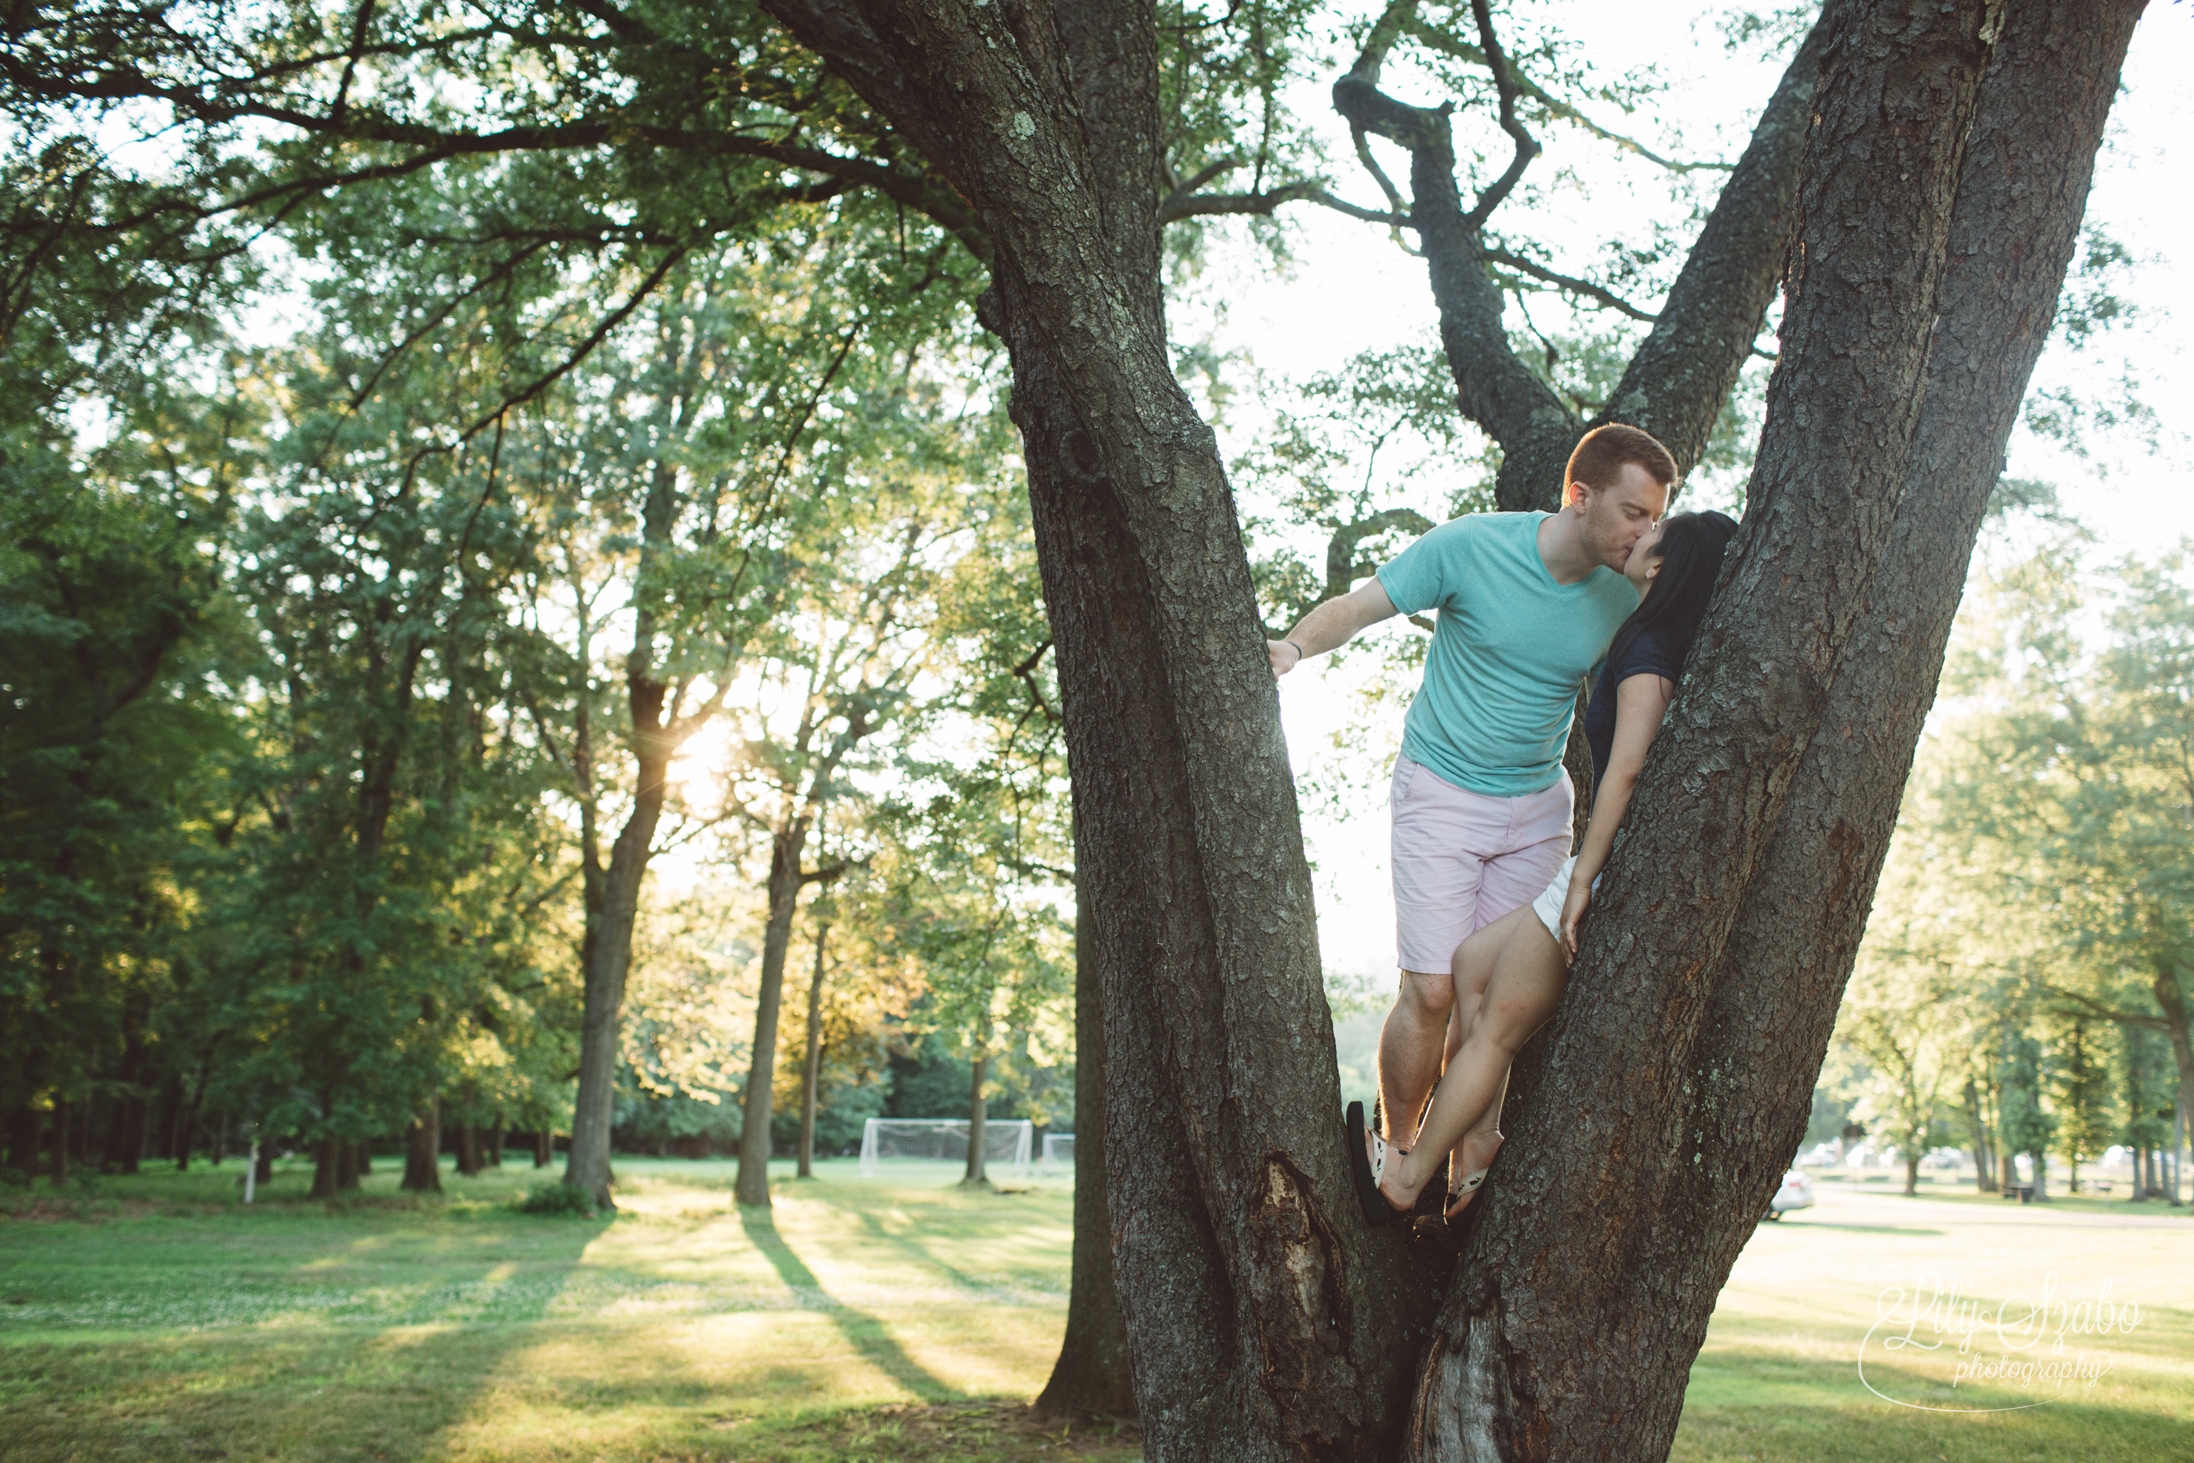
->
<box><xmin>1350</xmin><ymin>508</ymin><xmax>1740</xmax><ymax>1224</ymax></box>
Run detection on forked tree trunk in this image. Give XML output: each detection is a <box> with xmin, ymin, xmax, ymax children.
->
<box><xmin>1407</xmin><ymin>7</ymin><xmax>2138</xmax><ymax>1454</ymax></box>
<box><xmin>1034</xmin><ymin>888</ymin><xmax>1135</xmax><ymax>1419</ymax></box>
<box><xmin>760</xmin><ymin>0</ymin><xmax>2136</xmax><ymax>1455</ymax></box>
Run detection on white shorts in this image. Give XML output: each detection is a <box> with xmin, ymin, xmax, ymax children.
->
<box><xmin>1529</xmin><ymin>856</ymin><xmax>1598</xmax><ymax>942</ymax></box>
<box><xmin>1390</xmin><ymin>757</ymin><xmax>1572</xmax><ymax>974</ymax></box>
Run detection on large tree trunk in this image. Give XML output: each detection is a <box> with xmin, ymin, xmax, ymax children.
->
<box><xmin>1406</xmin><ymin>6</ymin><xmax>2138</xmax><ymax>1455</ymax></box>
<box><xmin>733</xmin><ymin>821</ymin><xmax>810</xmax><ymax>1207</ymax></box>
<box><xmin>766</xmin><ymin>0</ymin><xmax>1449</xmax><ymax>1437</ymax></box>
<box><xmin>1034</xmin><ymin>886</ymin><xmax>1136</xmax><ymax>1420</ymax></box>
<box><xmin>797</xmin><ymin>915</ymin><xmax>830</xmax><ymax>1178</ymax></box>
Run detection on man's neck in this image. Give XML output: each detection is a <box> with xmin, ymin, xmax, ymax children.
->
<box><xmin>1536</xmin><ymin>510</ymin><xmax>1598</xmax><ymax>586</ymax></box>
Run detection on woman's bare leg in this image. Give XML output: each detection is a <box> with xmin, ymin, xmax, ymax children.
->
<box><xmin>1377</xmin><ymin>905</ymin><xmax>1567</xmax><ymax>1213</ymax></box>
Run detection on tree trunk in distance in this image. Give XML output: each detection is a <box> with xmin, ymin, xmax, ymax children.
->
<box><xmin>798</xmin><ymin>915</ymin><xmax>830</xmax><ymax>1178</ymax></box>
<box><xmin>734</xmin><ymin>822</ymin><xmax>811</xmax><ymax>1206</ymax></box>
<box><xmin>1404</xmin><ymin>5</ymin><xmax>2139</xmax><ymax>1456</ymax></box>
<box><xmin>487</xmin><ymin>1123</ymin><xmax>504</xmax><ymax>1168</ymax></box>
<box><xmin>1903</xmin><ymin>1153</ymin><xmax>1919</xmax><ymax>1197</ymax></box>
<box><xmin>49</xmin><ymin>1100</ymin><xmax>68</xmax><ymax>1187</ymax></box>
<box><xmin>311</xmin><ymin>1139</ymin><xmax>339</xmax><ymax>1199</ymax></box>
<box><xmin>963</xmin><ymin>1047</ymin><xmax>990</xmax><ymax>1189</ymax></box>
<box><xmin>336</xmin><ymin>1140</ymin><xmax>361</xmax><ymax>1191</ymax></box>
<box><xmin>4</xmin><ymin>1107</ymin><xmax>35</xmax><ymax>1176</ymax></box>
<box><xmin>355</xmin><ymin>1142</ymin><xmax>370</xmax><ymax>1176</ymax></box>
<box><xmin>1035</xmin><ymin>882</ymin><xmax>1135</xmax><ymax>1420</ymax></box>
<box><xmin>456</xmin><ymin>1124</ymin><xmax>483</xmax><ymax>1177</ymax></box>
<box><xmin>401</xmin><ymin>1101</ymin><xmax>442</xmax><ymax>1193</ymax></box>
<box><xmin>2034</xmin><ymin>1151</ymin><xmax>2051</xmax><ymax>1201</ymax></box>
<box><xmin>2152</xmin><ymin>966</ymin><xmax>2194</xmax><ymax>1181</ymax></box>
<box><xmin>534</xmin><ymin>1130</ymin><xmax>552</xmax><ymax>1168</ymax></box>
<box><xmin>564</xmin><ymin>681</ymin><xmax>675</xmax><ymax>1211</ymax></box>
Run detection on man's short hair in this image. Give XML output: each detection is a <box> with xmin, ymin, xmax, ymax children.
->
<box><xmin>1566</xmin><ymin>423</ymin><xmax>1678</xmax><ymax>494</ymax></box>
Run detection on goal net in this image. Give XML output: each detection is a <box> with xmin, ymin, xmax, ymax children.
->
<box><xmin>1040</xmin><ymin>1133</ymin><xmax>1075</xmax><ymax>1175</ymax></box>
<box><xmin>859</xmin><ymin>1118</ymin><xmax>1033</xmax><ymax>1177</ymax></box>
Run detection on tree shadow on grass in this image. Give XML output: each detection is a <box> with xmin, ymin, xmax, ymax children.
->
<box><xmin>849</xmin><ymin>1206</ymin><xmax>1033</xmax><ymax>1301</ymax></box>
<box><xmin>738</xmin><ymin>1207</ymin><xmax>954</xmax><ymax>1401</ymax></box>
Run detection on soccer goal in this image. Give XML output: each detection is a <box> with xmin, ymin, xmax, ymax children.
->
<box><xmin>859</xmin><ymin>1118</ymin><xmax>1033</xmax><ymax>1178</ymax></box>
<box><xmin>1040</xmin><ymin>1133</ymin><xmax>1075</xmax><ymax>1175</ymax></box>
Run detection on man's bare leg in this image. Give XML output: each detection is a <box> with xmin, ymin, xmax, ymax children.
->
<box><xmin>1375</xmin><ymin>968</ymin><xmax>1454</xmax><ymax>1143</ymax></box>
<box><xmin>1441</xmin><ymin>926</ymin><xmax>1505</xmax><ymax>1185</ymax></box>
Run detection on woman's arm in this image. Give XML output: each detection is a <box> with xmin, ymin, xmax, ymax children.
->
<box><xmin>1559</xmin><ymin>671</ymin><xmax>1675</xmax><ymax>956</ymax></box>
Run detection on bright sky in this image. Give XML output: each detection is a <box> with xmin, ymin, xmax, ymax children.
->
<box><xmin>1200</xmin><ymin>4</ymin><xmax>2194</xmax><ymax>986</ymax></box>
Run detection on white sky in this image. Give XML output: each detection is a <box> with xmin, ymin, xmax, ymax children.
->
<box><xmin>1203</xmin><ymin>4</ymin><xmax>2194</xmax><ymax>984</ymax></box>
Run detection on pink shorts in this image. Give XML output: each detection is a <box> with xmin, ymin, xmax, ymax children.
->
<box><xmin>1390</xmin><ymin>756</ymin><xmax>1573</xmax><ymax>974</ymax></box>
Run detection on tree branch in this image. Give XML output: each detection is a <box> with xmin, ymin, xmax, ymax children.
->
<box><xmin>1460</xmin><ymin>0</ymin><xmax>1540</xmax><ymax>231</ymax></box>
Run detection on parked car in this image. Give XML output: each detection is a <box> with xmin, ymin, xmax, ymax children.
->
<box><xmin>1762</xmin><ymin>1169</ymin><xmax>1815</xmax><ymax>1221</ymax></box>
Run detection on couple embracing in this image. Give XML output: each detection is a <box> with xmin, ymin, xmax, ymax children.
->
<box><xmin>1270</xmin><ymin>424</ymin><xmax>1736</xmax><ymax>1227</ymax></box>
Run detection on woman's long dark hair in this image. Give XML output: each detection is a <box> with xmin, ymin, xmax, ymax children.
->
<box><xmin>1606</xmin><ymin>509</ymin><xmax>1738</xmax><ymax>677</ymax></box>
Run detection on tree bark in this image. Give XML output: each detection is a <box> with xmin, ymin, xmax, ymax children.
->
<box><xmin>734</xmin><ymin>822</ymin><xmax>811</xmax><ymax>1206</ymax></box>
<box><xmin>797</xmin><ymin>914</ymin><xmax>830</xmax><ymax>1178</ymax></box>
<box><xmin>311</xmin><ymin>1138</ymin><xmax>339</xmax><ymax>1199</ymax></box>
<box><xmin>487</xmin><ymin>1122</ymin><xmax>503</xmax><ymax>1168</ymax></box>
<box><xmin>401</xmin><ymin>1100</ymin><xmax>442</xmax><ymax>1193</ymax></box>
<box><xmin>456</xmin><ymin>1123</ymin><xmax>483</xmax><ymax>1177</ymax></box>
<box><xmin>534</xmin><ymin>1129</ymin><xmax>553</xmax><ymax>1168</ymax></box>
<box><xmin>1034</xmin><ymin>884</ymin><xmax>1136</xmax><ymax>1420</ymax></box>
<box><xmin>336</xmin><ymin>1140</ymin><xmax>361</xmax><ymax>1191</ymax></box>
<box><xmin>1405</xmin><ymin>6</ymin><xmax>2138</xmax><ymax>1455</ymax></box>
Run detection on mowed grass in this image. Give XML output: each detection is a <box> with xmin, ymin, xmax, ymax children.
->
<box><xmin>1</xmin><ymin>1160</ymin><xmax>2189</xmax><ymax>1461</ymax></box>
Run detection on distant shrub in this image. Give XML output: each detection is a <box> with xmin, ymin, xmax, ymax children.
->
<box><xmin>515</xmin><ymin>1182</ymin><xmax>597</xmax><ymax>1217</ymax></box>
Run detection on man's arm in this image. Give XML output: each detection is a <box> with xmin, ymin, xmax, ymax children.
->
<box><xmin>1268</xmin><ymin>579</ymin><xmax>1400</xmax><ymax>676</ymax></box>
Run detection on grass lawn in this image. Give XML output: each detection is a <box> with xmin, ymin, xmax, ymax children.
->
<box><xmin>1</xmin><ymin>1159</ymin><xmax>2188</xmax><ymax>1461</ymax></box>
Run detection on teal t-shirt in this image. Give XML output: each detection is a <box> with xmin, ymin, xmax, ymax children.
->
<box><xmin>1377</xmin><ymin>511</ymin><xmax>1639</xmax><ymax>798</ymax></box>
